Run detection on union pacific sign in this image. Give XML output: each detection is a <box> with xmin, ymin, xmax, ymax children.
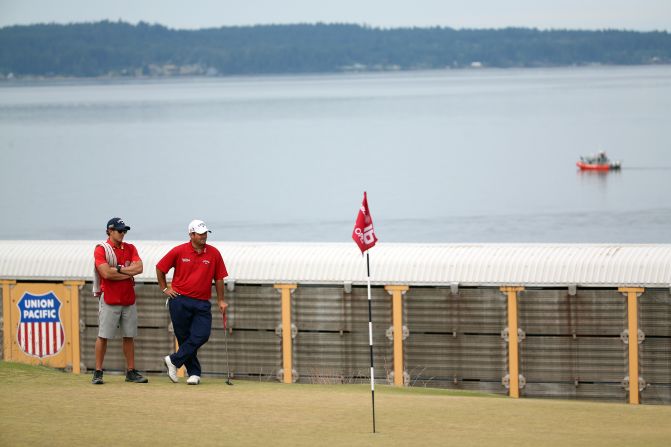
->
<box><xmin>16</xmin><ymin>291</ymin><xmax>65</xmax><ymax>358</ymax></box>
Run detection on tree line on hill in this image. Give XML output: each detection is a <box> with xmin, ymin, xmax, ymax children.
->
<box><xmin>0</xmin><ymin>21</ymin><xmax>669</xmax><ymax>78</ymax></box>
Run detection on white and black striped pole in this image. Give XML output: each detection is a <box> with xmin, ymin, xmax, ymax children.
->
<box><xmin>366</xmin><ymin>251</ymin><xmax>376</xmax><ymax>434</ymax></box>
<box><xmin>352</xmin><ymin>191</ymin><xmax>378</xmax><ymax>434</ymax></box>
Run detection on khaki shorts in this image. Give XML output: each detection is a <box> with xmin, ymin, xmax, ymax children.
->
<box><xmin>98</xmin><ymin>298</ymin><xmax>138</xmax><ymax>339</ymax></box>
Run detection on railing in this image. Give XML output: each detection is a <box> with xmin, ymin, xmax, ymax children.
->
<box><xmin>2</xmin><ymin>280</ymin><xmax>669</xmax><ymax>405</ymax></box>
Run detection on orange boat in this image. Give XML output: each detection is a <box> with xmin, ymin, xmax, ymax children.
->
<box><xmin>576</xmin><ymin>151</ymin><xmax>621</xmax><ymax>171</ymax></box>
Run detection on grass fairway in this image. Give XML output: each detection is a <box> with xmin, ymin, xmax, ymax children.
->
<box><xmin>1</xmin><ymin>361</ymin><xmax>670</xmax><ymax>446</ymax></box>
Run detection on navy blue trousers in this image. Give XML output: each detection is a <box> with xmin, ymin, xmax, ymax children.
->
<box><xmin>168</xmin><ymin>295</ymin><xmax>212</xmax><ymax>377</ymax></box>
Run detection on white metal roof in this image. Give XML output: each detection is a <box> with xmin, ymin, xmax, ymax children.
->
<box><xmin>1</xmin><ymin>240</ymin><xmax>670</xmax><ymax>288</ymax></box>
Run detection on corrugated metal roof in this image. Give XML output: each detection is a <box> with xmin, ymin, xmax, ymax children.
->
<box><xmin>0</xmin><ymin>240</ymin><xmax>670</xmax><ymax>287</ymax></box>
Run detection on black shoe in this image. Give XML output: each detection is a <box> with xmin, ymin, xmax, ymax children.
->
<box><xmin>126</xmin><ymin>369</ymin><xmax>149</xmax><ymax>383</ymax></box>
<box><xmin>92</xmin><ymin>370</ymin><xmax>104</xmax><ymax>385</ymax></box>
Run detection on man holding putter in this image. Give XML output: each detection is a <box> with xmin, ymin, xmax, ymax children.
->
<box><xmin>156</xmin><ymin>219</ymin><xmax>228</xmax><ymax>385</ymax></box>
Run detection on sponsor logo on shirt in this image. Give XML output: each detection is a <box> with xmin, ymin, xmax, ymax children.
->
<box><xmin>202</xmin><ymin>260</ymin><xmax>210</xmax><ymax>265</ymax></box>
<box><xmin>181</xmin><ymin>258</ymin><xmax>191</xmax><ymax>263</ymax></box>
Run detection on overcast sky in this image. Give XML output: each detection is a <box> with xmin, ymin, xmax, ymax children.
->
<box><xmin>0</xmin><ymin>0</ymin><xmax>669</xmax><ymax>31</ymax></box>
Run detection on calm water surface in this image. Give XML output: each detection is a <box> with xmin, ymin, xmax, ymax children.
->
<box><xmin>1</xmin><ymin>66</ymin><xmax>670</xmax><ymax>243</ymax></box>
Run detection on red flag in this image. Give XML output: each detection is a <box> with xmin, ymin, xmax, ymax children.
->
<box><xmin>352</xmin><ymin>191</ymin><xmax>378</xmax><ymax>253</ymax></box>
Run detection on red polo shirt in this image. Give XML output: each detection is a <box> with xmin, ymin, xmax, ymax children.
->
<box><xmin>156</xmin><ymin>242</ymin><xmax>228</xmax><ymax>300</ymax></box>
<box><xmin>94</xmin><ymin>240</ymin><xmax>141</xmax><ymax>306</ymax></box>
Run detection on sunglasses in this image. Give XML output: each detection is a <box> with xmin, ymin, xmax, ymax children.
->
<box><xmin>113</xmin><ymin>229</ymin><xmax>127</xmax><ymax>234</ymax></box>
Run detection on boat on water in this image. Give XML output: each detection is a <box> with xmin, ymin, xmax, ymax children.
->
<box><xmin>576</xmin><ymin>151</ymin><xmax>621</xmax><ymax>171</ymax></box>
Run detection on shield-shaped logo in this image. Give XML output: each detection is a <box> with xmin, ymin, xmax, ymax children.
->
<box><xmin>16</xmin><ymin>291</ymin><xmax>65</xmax><ymax>358</ymax></box>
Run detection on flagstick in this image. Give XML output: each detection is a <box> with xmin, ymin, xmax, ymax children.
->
<box><xmin>366</xmin><ymin>251</ymin><xmax>376</xmax><ymax>434</ymax></box>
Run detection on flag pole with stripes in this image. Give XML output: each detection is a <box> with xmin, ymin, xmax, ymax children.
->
<box><xmin>352</xmin><ymin>191</ymin><xmax>379</xmax><ymax>434</ymax></box>
<box><xmin>366</xmin><ymin>250</ymin><xmax>376</xmax><ymax>433</ymax></box>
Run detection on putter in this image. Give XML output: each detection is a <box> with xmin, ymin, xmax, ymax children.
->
<box><xmin>223</xmin><ymin>312</ymin><xmax>233</xmax><ymax>385</ymax></box>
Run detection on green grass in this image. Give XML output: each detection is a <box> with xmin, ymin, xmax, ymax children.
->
<box><xmin>1</xmin><ymin>361</ymin><xmax>670</xmax><ymax>446</ymax></box>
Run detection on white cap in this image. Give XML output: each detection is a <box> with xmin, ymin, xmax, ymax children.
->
<box><xmin>188</xmin><ymin>219</ymin><xmax>211</xmax><ymax>234</ymax></box>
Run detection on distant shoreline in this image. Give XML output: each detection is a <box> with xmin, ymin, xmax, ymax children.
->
<box><xmin>1</xmin><ymin>63</ymin><xmax>669</xmax><ymax>83</ymax></box>
<box><xmin>1</xmin><ymin>22</ymin><xmax>669</xmax><ymax>79</ymax></box>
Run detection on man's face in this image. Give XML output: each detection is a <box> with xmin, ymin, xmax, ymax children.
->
<box><xmin>109</xmin><ymin>228</ymin><xmax>126</xmax><ymax>244</ymax></box>
<box><xmin>190</xmin><ymin>231</ymin><xmax>207</xmax><ymax>247</ymax></box>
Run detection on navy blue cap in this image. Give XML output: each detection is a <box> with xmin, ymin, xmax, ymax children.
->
<box><xmin>107</xmin><ymin>217</ymin><xmax>130</xmax><ymax>231</ymax></box>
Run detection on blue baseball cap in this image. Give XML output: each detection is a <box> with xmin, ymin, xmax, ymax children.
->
<box><xmin>107</xmin><ymin>217</ymin><xmax>131</xmax><ymax>231</ymax></box>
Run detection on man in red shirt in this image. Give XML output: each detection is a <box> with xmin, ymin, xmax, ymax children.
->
<box><xmin>156</xmin><ymin>219</ymin><xmax>228</xmax><ymax>385</ymax></box>
<box><xmin>92</xmin><ymin>217</ymin><xmax>147</xmax><ymax>384</ymax></box>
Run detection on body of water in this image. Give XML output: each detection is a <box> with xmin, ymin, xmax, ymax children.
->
<box><xmin>1</xmin><ymin>66</ymin><xmax>670</xmax><ymax>243</ymax></box>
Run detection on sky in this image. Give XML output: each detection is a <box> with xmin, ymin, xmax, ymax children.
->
<box><xmin>0</xmin><ymin>0</ymin><xmax>670</xmax><ymax>31</ymax></box>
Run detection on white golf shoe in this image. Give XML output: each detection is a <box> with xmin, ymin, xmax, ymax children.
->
<box><xmin>164</xmin><ymin>355</ymin><xmax>178</xmax><ymax>383</ymax></box>
<box><xmin>187</xmin><ymin>375</ymin><xmax>201</xmax><ymax>385</ymax></box>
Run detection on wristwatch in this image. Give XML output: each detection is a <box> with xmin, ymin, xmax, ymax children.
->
<box><xmin>116</xmin><ymin>265</ymin><xmax>122</xmax><ymax>273</ymax></box>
